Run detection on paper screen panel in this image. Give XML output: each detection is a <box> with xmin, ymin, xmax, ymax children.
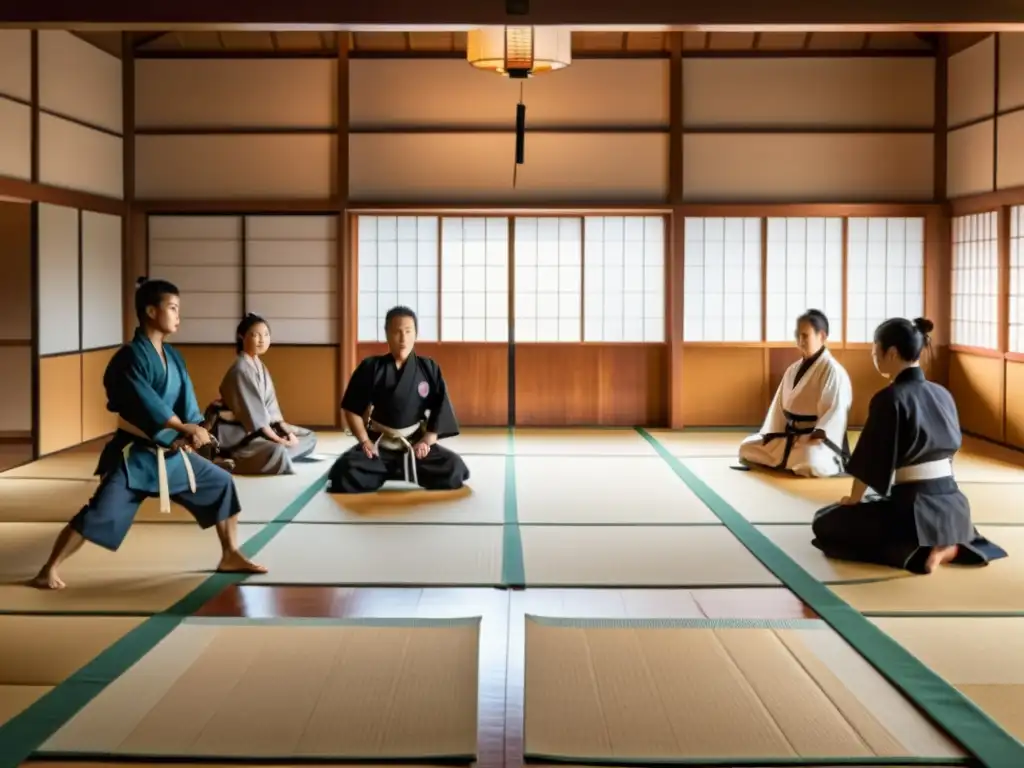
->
<box><xmin>764</xmin><ymin>217</ymin><xmax>843</xmax><ymax>343</ymax></box>
<box><xmin>951</xmin><ymin>212</ymin><xmax>999</xmax><ymax>349</ymax></box>
<box><xmin>683</xmin><ymin>217</ymin><xmax>762</xmax><ymax>342</ymax></box>
<box><xmin>147</xmin><ymin>215</ymin><xmax>243</xmax><ymax>344</ymax></box>
<box><xmin>356</xmin><ymin>215</ymin><xmax>439</xmax><ymax>342</ymax></box>
<box><xmin>583</xmin><ymin>216</ymin><xmax>665</xmax><ymax>342</ymax></box>
<box><xmin>514</xmin><ymin>217</ymin><xmax>583</xmax><ymax>342</ymax></box>
<box><xmin>846</xmin><ymin>217</ymin><xmax>925</xmax><ymax>343</ymax></box>
<box><xmin>439</xmin><ymin>217</ymin><xmax>509</xmax><ymax>342</ymax></box>
<box><xmin>1011</xmin><ymin>206</ymin><xmax>1024</xmax><ymax>353</ymax></box>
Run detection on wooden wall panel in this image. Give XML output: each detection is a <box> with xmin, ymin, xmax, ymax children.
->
<box><xmin>0</xmin><ymin>346</ymin><xmax>32</xmax><ymax>434</ymax></box>
<box><xmin>948</xmin><ymin>121</ymin><xmax>995</xmax><ymax>198</ymax></box>
<box><xmin>832</xmin><ymin>348</ymin><xmax>888</xmax><ymax>427</ymax></box>
<box><xmin>38</xmin><ymin>30</ymin><xmax>122</xmax><ymax>134</ymax></box>
<box><xmin>175</xmin><ymin>344</ymin><xmax>340</xmax><ymax>428</ymax></box>
<box><xmin>0</xmin><ymin>30</ymin><xmax>31</xmax><ymax>102</ymax></box>
<box><xmin>81</xmin><ymin>346</ymin><xmax>118</xmax><ymax>441</ymax></box>
<box><xmin>679</xmin><ymin>347</ymin><xmax>764</xmax><ymax>427</ymax></box>
<box><xmin>682</xmin><ymin>58</ymin><xmax>934</xmax><ymax>128</ymax></box>
<box><xmin>349</xmin><ymin>59</ymin><xmax>669</xmax><ymax>129</ymax></box>
<box><xmin>682</xmin><ymin>133</ymin><xmax>933</xmax><ymax>202</ymax></box>
<box><xmin>39</xmin><ymin>114</ymin><xmax>124</xmax><ymax>199</ymax></box>
<box><xmin>356</xmin><ymin>342</ymin><xmax>508</xmax><ymax>427</ymax></box>
<box><xmin>173</xmin><ymin>344</ymin><xmax>238</xmax><ymax>411</ymax></box>
<box><xmin>261</xmin><ymin>345</ymin><xmax>339</xmax><ymax>427</ymax></box>
<box><xmin>0</xmin><ymin>202</ymin><xmax>32</xmax><ymax>341</ymax></box>
<box><xmin>39</xmin><ymin>354</ymin><xmax>82</xmax><ymax>456</ymax></box>
<box><xmin>348</xmin><ymin>133</ymin><xmax>667</xmax><ymax>203</ymax></box>
<box><xmin>135</xmin><ymin>59</ymin><xmax>336</xmax><ymax>129</ymax></box>
<box><xmin>1005</xmin><ymin>360</ymin><xmax>1024</xmax><ymax>449</ymax></box>
<box><xmin>0</xmin><ymin>97</ymin><xmax>32</xmax><ymax>182</ymax></box>
<box><xmin>135</xmin><ymin>135</ymin><xmax>335</xmax><ymax>199</ymax></box>
<box><xmin>515</xmin><ymin>343</ymin><xmax>665</xmax><ymax>427</ymax></box>
<box><xmin>997</xmin><ymin>110</ymin><xmax>1024</xmax><ymax>190</ymax></box>
<box><xmin>948</xmin><ymin>352</ymin><xmax>1004</xmax><ymax>442</ymax></box>
<box><xmin>999</xmin><ymin>32</ymin><xmax>1024</xmax><ymax>111</ymax></box>
<box><xmin>947</xmin><ymin>34</ymin><xmax>996</xmax><ymax>127</ymax></box>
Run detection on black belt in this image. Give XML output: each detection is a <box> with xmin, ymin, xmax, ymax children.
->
<box><xmin>762</xmin><ymin>410</ymin><xmax>849</xmax><ymax>470</ymax></box>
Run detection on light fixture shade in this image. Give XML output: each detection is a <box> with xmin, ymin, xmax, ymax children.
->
<box><xmin>467</xmin><ymin>26</ymin><xmax>572</xmax><ymax>76</ymax></box>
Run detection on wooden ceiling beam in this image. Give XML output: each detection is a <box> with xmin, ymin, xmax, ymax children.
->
<box><xmin>7</xmin><ymin>0</ymin><xmax>1024</xmax><ymax>29</ymax></box>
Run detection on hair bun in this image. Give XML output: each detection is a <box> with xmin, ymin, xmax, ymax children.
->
<box><xmin>135</xmin><ymin>276</ymin><xmax>148</xmax><ymax>288</ymax></box>
<box><xmin>912</xmin><ymin>317</ymin><xmax>934</xmax><ymax>335</ymax></box>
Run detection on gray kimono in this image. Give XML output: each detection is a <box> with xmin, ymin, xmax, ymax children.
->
<box><xmin>216</xmin><ymin>354</ymin><xmax>317</xmax><ymax>475</ymax></box>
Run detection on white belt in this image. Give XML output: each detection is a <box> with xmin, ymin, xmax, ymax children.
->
<box><xmin>118</xmin><ymin>418</ymin><xmax>197</xmax><ymax>513</ymax></box>
<box><xmin>893</xmin><ymin>458</ymin><xmax>953</xmax><ymax>485</ymax></box>
<box><xmin>369</xmin><ymin>420</ymin><xmax>424</xmax><ymax>485</ymax></box>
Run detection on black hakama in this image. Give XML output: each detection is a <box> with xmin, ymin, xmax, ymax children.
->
<box><xmin>327</xmin><ymin>352</ymin><xmax>470</xmax><ymax>493</ymax></box>
<box><xmin>811</xmin><ymin>366</ymin><xmax>1008</xmax><ymax>574</ymax></box>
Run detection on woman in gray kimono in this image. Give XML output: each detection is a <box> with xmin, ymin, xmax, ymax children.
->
<box><xmin>214</xmin><ymin>313</ymin><xmax>318</xmax><ymax>475</ymax></box>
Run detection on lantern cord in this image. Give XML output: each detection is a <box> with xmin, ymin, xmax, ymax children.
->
<box><xmin>513</xmin><ymin>81</ymin><xmax>525</xmax><ymax>188</ymax></box>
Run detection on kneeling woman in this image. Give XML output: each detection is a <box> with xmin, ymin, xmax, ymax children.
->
<box><xmin>738</xmin><ymin>309</ymin><xmax>852</xmax><ymax>477</ymax></box>
<box><xmin>811</xmin><ymin>317</ymin><xmax>1007</xmax><ymax>574</ymax></box>
<box><xmin>214</xmin><ymin>314</ymin><xmax>318</xmax><ymax>475</ymax></box>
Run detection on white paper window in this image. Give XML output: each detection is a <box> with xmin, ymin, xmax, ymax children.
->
<box><xmin>513</xmin><ymin>217</ymin><xmax>582</xmax><ymax>342</ymax></box>
<box><xmin>583</xmin><ymin>216</ymin><xmax>665</xmax><ymax>342</ymax></box>
<box><xmin>846</xmin><ymin>217</ymin><xmax>925</xmax><ymax>343</ymax></box>
<box><xmin>440</xmin><ymin>217</ymin><xmax>509</xmax><ymax>342</ymax></box>
<box><xmin>765</xmin><ymin>217</ymin><xmax>843</xmax><ymax>343</ymax></box>
<box><xmin>683</xmin><ymin>217</ymin><xmax>761</xmax><ymax>342</ymax></box>
<box><xmin>357</xmin><ymin>215</ymin><xmax>439</xmax><ymax>342</ymax></box>
<box><xmin>951</xmin><ymin>211</ymin><xmax>999</xmax><ymax>349</ymax></box>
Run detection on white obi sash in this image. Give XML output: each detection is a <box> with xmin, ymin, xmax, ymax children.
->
<box><xmin>117</xmin><ymin>418</ymin><xmax>197</xmax><ymax>513</ymax></box>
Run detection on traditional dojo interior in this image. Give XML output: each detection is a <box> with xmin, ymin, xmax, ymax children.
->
<box><xmin>4</xmin><ymin>6</ymin><xmax>1024</xmax><ymax>766</ymax></box>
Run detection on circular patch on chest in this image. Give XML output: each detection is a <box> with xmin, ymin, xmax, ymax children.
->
<box><xmin>417</xmin><ymin>381</ymin><xmax>429</xmax><ymax>398</ymax></box>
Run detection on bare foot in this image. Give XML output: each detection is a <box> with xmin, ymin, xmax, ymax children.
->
<box><xmin>924</xmin><ymin>545</ymin><xmax>959</xmax><ymax>573</ymax></box>
<box><xmin>28</xmin><ymin>568</ymin><xmax>66</xmax><ymax>590</ymax></box>
<box><xmin>217</xmin><ymin>550</ymin><xmax>268</xmax><ymax>574</ymax></box>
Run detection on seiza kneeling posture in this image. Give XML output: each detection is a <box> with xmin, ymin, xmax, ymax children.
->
<box><xmin>327</xmin><ymin>305</ymin><xmax>470</xmax><ymax>494</ymax></box>
<box><xmin>811</xmin><ymin>316</ymin><xmax>1007</xmax><ymax>575</ymax></box>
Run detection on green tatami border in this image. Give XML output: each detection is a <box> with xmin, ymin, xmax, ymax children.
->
<box><xmin>637</xmin><ymin>427</ymin><xmax>1024</xmax><ymax>768</ymax></box>
<box><xmin>0</xmin><ymin>470</ymin><xmax>331</xmax><ymax>768</ymax></box>
<box><xmin>502</xmin><ymin>427</ymin><xmax>526</xmax><ymax>588</ymax></box>
<box><xmin>524</xmin><ymin>754</ymin><xmax>970</xmax><ymax>767</ymax></box>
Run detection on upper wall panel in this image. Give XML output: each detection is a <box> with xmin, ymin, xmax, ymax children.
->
<box><xmin>683</xmin><ymin>133</ymin><xmax>933</xmax><ymax>202</ymax></box>
<box><xmin>1000</xmin><ymin>32</ymin><xmax>1024</xmax><ymax>111</ymax></box>
<box><xmin>948</xmin><ymin>120</ymin><xmax>995</xmax><ymax>197</ymax></box>
<box><xmin>0</xmin><ymin>97</ymin><xmax>31</xmax><ymax>181</ymax></box>
<box><xmin>40</xmin><ymin>114</ymin><xmax>124</xmax><ymax>199</ymax></box>
<box><xmin>135</xmin><ymin>59</ymin><xmax>337</xmax><ymax>128</ymax></box>
<box><xmin>39</xmin><ymin>30</ymin><xmax>122</xmax><ymax>134</ymax></box>
<box><xmin>0</xmin><ymin>30</ymin><xmax>31</xmax><ymax>102</ymax></box>
<box><xmin>948</xmin><ymin>35</ymin><xmax>995</xmax><ymax>127</ymax></box>
<box><xmin>682</xmin><ymin>58</ymin><xmax>934</xmax><ymax>128</ymax></box>
<box><xmin>349</xmin><ymin>59</ymin><xmax>669</xmax><ymax>129</ymax></box>
<box><xmin>135</xmin><ymin>134</ymin><xmax>335</xmax><ymax>198</ymax></box>
<box><xmin>349</xmin><ymin>132</ymin><xmax>667</xmax><ymax>202</ymax></box>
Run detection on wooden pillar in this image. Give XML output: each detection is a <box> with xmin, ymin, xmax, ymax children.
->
<box><xmin>121</xmin><ymin>32</ymin><xmax>139</xmax><ymax>341</ymax></box>
<box><xmin>336</xmin><ymin>34</ymin><xmax>355</xmax><ymax>427</ymax></box>
<box><xmin>934</xmin><ymin>34</ymin><xmax>948</xmax><ymax>203</ymax></box>
<box><xmin>667</xmin><ymin>31</ymin><xmax>686</xmax><ymax>429</ymax></box>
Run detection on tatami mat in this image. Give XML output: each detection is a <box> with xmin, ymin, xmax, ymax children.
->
<box><xmin>757</xmin><ymin>525</ymin><xmax>906</xmax><ymax>584</ymax></box>
<box><xmin>519</xmin><ymin>526</ymin><xmax>779</xmax><ymax>586</ymax></box>
<box><xmin>516</xmin><ymin>456</ymin><xmax>719</xmax><ymax>525</ymax></box>
<box><xmin>872</xmin><ymin>616</ymin><xmax>1024</xmax><ymax>741</ymax></box>
<box><xmin>247</xmin><ymin>523</ymin><xmax>505</xmax><ymax>586</ymax></box>
<box><xmin>294</xmin><ymin>456</ymin><xmax>505</xmax><ymax>524</ymax></box>
<box><xmin>832</xmin><ymin>526</ymin><xmax>1024</xmax><ymax>615</ymax></box>
<box><xmin>0</xmin><ymin>442</ymin><xmax>104</xmax><ymax>481</ymax></box>
<box><xmin>0</xmin><ymin>478</ymin><xmax>99</xmax><ymax>524</ymax></box>
<box><xmin>683</xmin><ymin>456</ymin><xmax>1023</xmax><ymax>526</ymax></box>
<box><xmin>0</xmin><ymin>522</ymin><xmax>258</xmax><ymax>614</ymax></box>
<box><xmin>512</xmin><ymin>428</ymin><xmax>656</xmax><ymax>456</ymax></box>
<box><xmin>522</xmin><ymin>616</ymin><xmax>962</xmax><ymax>763</ymax></box>
<box><xmin>0</xmin><ymin>615</ymin><xmax>142</xmax><ymax>684</ymax></box>
<box><xmin>957</xmin><ymin>437</ymin><xmax>1024</xmax><ymax>483</ymax></box>
<box><xmin>38</xmin><ymin>616</ymin><xmax>481</xmax><ymax>761</ymax></box>
<box><xmin>649</xmin><ymin>428</ymin><xmax>862</xmax><ymax>459</ymax></box>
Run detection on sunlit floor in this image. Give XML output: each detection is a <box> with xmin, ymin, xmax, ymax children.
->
<box><xmin>1</xmin><ymin>427</ymin><xmax>1023</xmax><ymax>767</ymax></box>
